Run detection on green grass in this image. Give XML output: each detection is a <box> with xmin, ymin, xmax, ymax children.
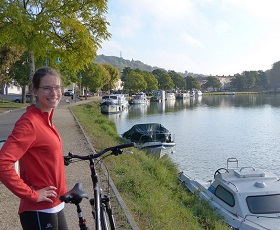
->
<box><xmin>202</xmin><ymin>91</ymin><xmax>260</xmax><ymax>95</ymax></box>
<box><xmin>71</xmin><ymin>101</ymin><xmax>230</xmax><ymax>230</ymax></box>
<box><xmin>0</xmin><ymin>100</ymin><xmax>27</xmax><ymax>113</ymax></box>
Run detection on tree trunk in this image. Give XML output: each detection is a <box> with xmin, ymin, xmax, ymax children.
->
<box><xmin>22</xmin><ymin>85</ymin><xmax>27</xmax><ymax>103</ymax></box>
<box><xmin>28</xmin><ymin>51</ymin><xmax>35</xmax><ymax>104</ymax></box>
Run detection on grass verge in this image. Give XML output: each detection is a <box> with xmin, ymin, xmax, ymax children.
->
<box><xmin>71</xmin><ymin>101</ymin><xmax>230</xmax><ymax>230</ymax></box>
<box><xmin>0</xmin><ymin>100</ymin><xmax>27</xmax><ymax>113</ymax></box>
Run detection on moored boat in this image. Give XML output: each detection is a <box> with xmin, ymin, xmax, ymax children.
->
<box><xmin>178</xmin><ymin>158</ymin><xmax>280</xmax><ymax>229</ymax></box>
<box><xmin>176</xmin><ymin>91</ymin><xmax>190</xmax><ymax>99</ymax></box>
<box><xmin>196</xmin><ymin>90</ymin><xmax>202</xmax><ymax>96</ymax></box>
<box><xmin>166</xmin><ymin>91</ymin><xmax>176</xmax><ymax>100</ymax></box>
<box><xmin>122</xmin><ymin>123</ymin><xmax>175</xmax><ymax>158</ymax></box>
<box><xmin>100</xmin><ymin>94</ymin><xmax>129</xmax><ymax>114</ymax></box>
<box><xmin>130</xmin><ymin>92</ymin><xmax>150</xmax><ymax>104</ymax></box>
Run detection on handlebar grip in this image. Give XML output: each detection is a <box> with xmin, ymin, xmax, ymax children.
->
<box><xmin>114</xmin><ymin>142</ymin><xmax>135</xmax><ymax>149</ymax></box>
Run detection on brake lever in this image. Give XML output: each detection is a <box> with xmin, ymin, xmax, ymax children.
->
<box><xmin>111</xmin><ymin>147</ymin><xmax>123</xmax><ymax>156</ymax></box>
<box><xmin>64</xmin><ymin>156</ymin><xmax>72</xmax><ymax>166</ymax></box>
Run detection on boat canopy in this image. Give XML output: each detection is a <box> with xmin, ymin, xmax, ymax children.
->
<box><xmin>123</xmin><ymin>123</ymin><xmax>171</xmax><ymax>143</ymax></box>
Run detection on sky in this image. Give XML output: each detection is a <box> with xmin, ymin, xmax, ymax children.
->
<box><xmin>97</xmin><ymin>0</ymin><xmax>280</xmax><ymax>76</ymax></box>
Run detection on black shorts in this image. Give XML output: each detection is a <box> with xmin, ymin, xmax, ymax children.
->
<box><xmin>20</xmin><ymin>209</ymin><xmax>68</xmax><ymax>230</ymax></box>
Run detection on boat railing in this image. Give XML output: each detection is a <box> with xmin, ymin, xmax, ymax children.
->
<box><xmin>226</xmin><ymin>181</ymin><xmax>239</xmax><ymax>192</ymax></box>
<box><xmin>239</xmin><ymin>166</ymin><xmax>256</xmax><ymax>172</ymax></box>
<box><xmin>227</xmin><ymin>157</ymin><xmax>239</xmax><ymax>170</ymax></box>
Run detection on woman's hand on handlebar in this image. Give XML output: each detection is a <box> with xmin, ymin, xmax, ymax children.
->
<box><xmin>36</xmin><ymin>186</ymin><xmax>58</xmax><ymax>203</ymax></box>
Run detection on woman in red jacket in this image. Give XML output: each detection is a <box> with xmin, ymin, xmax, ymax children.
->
<box><xmin>0</xmin><ymin>67</ymin><xmax>68</xmax><ymax>230</ymax></box>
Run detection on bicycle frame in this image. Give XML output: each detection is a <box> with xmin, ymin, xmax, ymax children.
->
<box><xmin>88</xmin><ymin>155</ymin><xmax>115</xmax><ymax>230</ymax></box>
<box><xmin>60</xmin><ymin>143</ymin><xmax>134</xmax><ymax>230</ymax></box>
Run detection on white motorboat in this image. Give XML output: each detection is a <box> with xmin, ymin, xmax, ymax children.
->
<box><xmin>100</xmin><ymin>94</ymin><xmax>129</xmax><ymax>114</ymax></box>
<box><xmin>176</xmin><ymin>92</ymin><xmax>190</xmax><ymax>99</ymax></box>
<box><xmin>178</xmin><ymin>158</ymin><xmax>280</xmax><ymax>230</ymax></box>
<box><xmin>196</xmin><ymin>90</ymin><xmax>202</xmax><ymax>96</ymax></box>
<box><xmin>190</xmin><ymin>89</ymin><xmax>202</xmax><ymax>97</ymax></box>
<box><xmin>122</xmin><ymin>123</ymin><xmax>175</xmax><ymax>158</ymax></box>
<box><xmin>166</xmin><ymin>91</ymin><xmax>176</xmax><ymax>100</ymax></box>
<box><xmin>130</xmin><ymin>92</ymin><xmax>150</xmax><ymax>104</ymax></box>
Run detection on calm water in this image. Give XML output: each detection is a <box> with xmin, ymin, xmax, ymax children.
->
<box><xmin>107</xmin><ymin>94</ymin><xmax>280</xmax><ymax>181</ymax></box>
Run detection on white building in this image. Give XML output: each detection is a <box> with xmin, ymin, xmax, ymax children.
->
<box><xmin>1</xmin><ymin>83</ymin><xmax>22</xmax><ymax>95</ymax></box>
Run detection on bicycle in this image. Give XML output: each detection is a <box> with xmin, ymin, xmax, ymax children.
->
<box><xmin>60</xmin><ymin>143</ymin><xmax>134</xmax><ymax>230</ymax></box>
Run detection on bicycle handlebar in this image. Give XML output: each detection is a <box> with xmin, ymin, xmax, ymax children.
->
<box><xmin>64</xmin><ymin>142</ymin><xmax>135</xmax><ymax>165</ymax></box>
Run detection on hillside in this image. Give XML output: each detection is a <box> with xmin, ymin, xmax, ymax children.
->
<box><xmin>95</xmin><ymin>54</ymin><xmax>207</xmax><ymax>78</ymax></box>
<box><xmin>95</xmin><ymin>54</ymin><xmax>161</xmax><ymax>72</ymax></box>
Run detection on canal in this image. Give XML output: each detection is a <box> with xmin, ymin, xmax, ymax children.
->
<box><xmin>108</xmin><ymin>94</ymin><xmax>280</xmax><ymax>181</ymax></box>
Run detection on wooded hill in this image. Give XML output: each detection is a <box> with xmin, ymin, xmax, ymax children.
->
<box><xmin>95</xmin><ymin>54</ymin><xmax>159</xmax><ymax>72</ymax></box>
<box><xmin>95</xmin><ymin>54</ymin><xmax>207</xmax><ymax>78</ymax></box>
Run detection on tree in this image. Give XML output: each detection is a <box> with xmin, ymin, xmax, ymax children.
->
<box><xmin>101</xmin><ymin>63</ymin><xmax>120</xmax><ymax>92</ymax></box>
<box><xmin>268</xmin><ymin>61</ymin><xmax>280</xmax><ymax>84</ymax></box>
<box><xmin>0</xmin><ymin>45</ymin><xmax>24</xmax><ymax>85</ymax></box>
<box><xmin>142</xmin><ymin>71</ymin><xmax>158</xmax><ymax>92</ymax></box>
<box><xmin>123</xmin><ymin>71</ymin><xmax>147</xmax><ymax>93</ymax></box>
<box><xmin>152</xmin><ymin>69</ymin><xmax>174</xmax><ymax>90</ymax></box>
<box><xmin>242</xmin><ymin>71</ymin><xmax>257</xmax><ymax>89</ymax></box>
<box><xmin>255</xmin><ymin>70</ymin><xmax>268</xmax><ymax>87</ymax></box>
<box><xmin>230</xmin><ymin>74</ymin><xmax>247</xmax><ymax>90</ymax></box>
<box><xmin>0</xmin><ymin>1</ymin><xmax>111</xmax><ymax>92</ymax></box>
<box><xmin>203</xmin><ymin>76</ymin><xmax>221</xmax><ymax>91</ymax></box>
<box><xmin>121</xmin><ymin>67</ymin><xmax>133</xmax><ymax>81</ymax></box>
<box><xmin>168</xmin><ymin>70</ymin><xmax>186</xmax><ymax>90</ymax></box>
<box><xmin>81</xmin><ymin>62</ymin><xmax>107</xmax><ymax>99</ymax></box>
<box><xmin>9</xmin><ymin>51</ymin><xmax>30</xmax><ymax>102</ymax></box>
<box><xmin>185</xmin><ymin>76</ymin><xmax>200</xmax><ymax>90</ymax></box>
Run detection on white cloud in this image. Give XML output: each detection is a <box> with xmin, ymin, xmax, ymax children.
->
<box><xmin>181</xmin><ymin>33</ymin><xmax>204</xmax><ymax>48</ymax></box>
<box><xmin>98</xmin><ymin>0</ymin><xmax>280</xmax><ymax>75</ymax></box>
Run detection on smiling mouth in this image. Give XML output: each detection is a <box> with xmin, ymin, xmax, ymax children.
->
<box><xmin>47</xmin><ymin>98</ymin><xmax>59</xmax><ymax>102</ymax></box>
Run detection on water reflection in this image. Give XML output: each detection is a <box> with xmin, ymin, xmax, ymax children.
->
<box><xmin>111</xmin><ymin>94</ymin><xmax>280</xmax><ymax>122</ymax></box>
<box><xmin>111</xmin><ymin>94</ymin><xmax>280</xmax><ymax>181</ymax></box>
<box><xmin>201</xmin><ymin>94</ymin><xmax>280</xmax><ymax>108</ymax></box>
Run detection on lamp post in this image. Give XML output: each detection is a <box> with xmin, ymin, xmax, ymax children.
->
<box><xmin>79</xmin><ymin>73</ymin><xmax>82</xmax><ymax>96</ymax></box>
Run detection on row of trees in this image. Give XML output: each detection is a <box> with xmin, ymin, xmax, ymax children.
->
<box><xmin>121</xmin><ymin>67</ymin><xmax>201</xmax><ymax>93</ymax></box>
<box><xmin>230</xmin><ymin>71</ymin><xmax>268</xmax><ymax>90</ymax></box>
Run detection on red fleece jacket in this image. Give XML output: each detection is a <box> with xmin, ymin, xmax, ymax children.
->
<box><xmin>0</xmin><ymin>106</ymin><xmax>67</xmax><ymax>214</ymax></box>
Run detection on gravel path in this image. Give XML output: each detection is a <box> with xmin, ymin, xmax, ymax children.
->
<box><xmin>0</xmin><ymin>97</ymin><xmax>134</xmax><ymax>229</ymax></box>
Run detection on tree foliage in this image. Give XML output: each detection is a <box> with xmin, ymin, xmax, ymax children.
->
<box><xmin>230</xmin><ymin>74</ymin><xmax>247</xmax><ymax>90</ymax></box>
<box><xmin>230</xmin><ymin>71</ymin><xmax>268</xmax><ymax>90</ymax></box>
<box><xmin>0</xmin><ymin>0</ymin><xmax>111</xmax><ymax>86</ymax></box>
<box><xmin>202</xmin><ymin>76</ymin><xmax>221</xmax><ymax>90</ymax></box>
<box><xmin>81</xmin><ymin>62</ymin><xmax>107</xmax><ymax>96</ymax></box>
<box><xmin>268</xmin><ymin>61</ymin><xmax>280</xmax><ymax>85</ymax></box>
<box><xmin>123</xmin><ymin>71</ymin><xmax>147</xmax><ymax>93</ymax></box>
<box><xmin>185</xmin><ymin>76</ymin><xmax>200</xmax><ymax>90</ymax></box>
<box><xmin>121</xmin><ymin>68</ymin><xmax>159</xmax><ymax>93</ymax></box>
<box><xmin>168</xmin><ymin>70</ymin><xmax>186</xmax><ymax>89</ymax></box>
<box><xmin>152</xmin><ymin>69</ymin><xmax>174</xmax><ymax>90</ymax></box>
<box><xmin>142</xmin><ymin>71</ymin><xmax>158</xmax><ymax>92</ymax></box>
<box><xmin>101</xmin><ymin>63</ymin><xmax>120</xmax><ymax>92</ymax></box>
<box><xmin>0</xmin><ymin>45</ymin><xmax>24</xmax><ymax>84</ymax></box>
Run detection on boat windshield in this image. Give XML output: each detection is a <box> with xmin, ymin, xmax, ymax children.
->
<box><xmin>247</xmin><ymin>194</ymin><xmax>280</xmax><ymax>214</ymax></box>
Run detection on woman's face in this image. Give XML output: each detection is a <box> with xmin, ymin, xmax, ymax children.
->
<box><xmin>34</xmin><ymin>74</ymin><xmax>62</xmax><ymax>113</ymax></box>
